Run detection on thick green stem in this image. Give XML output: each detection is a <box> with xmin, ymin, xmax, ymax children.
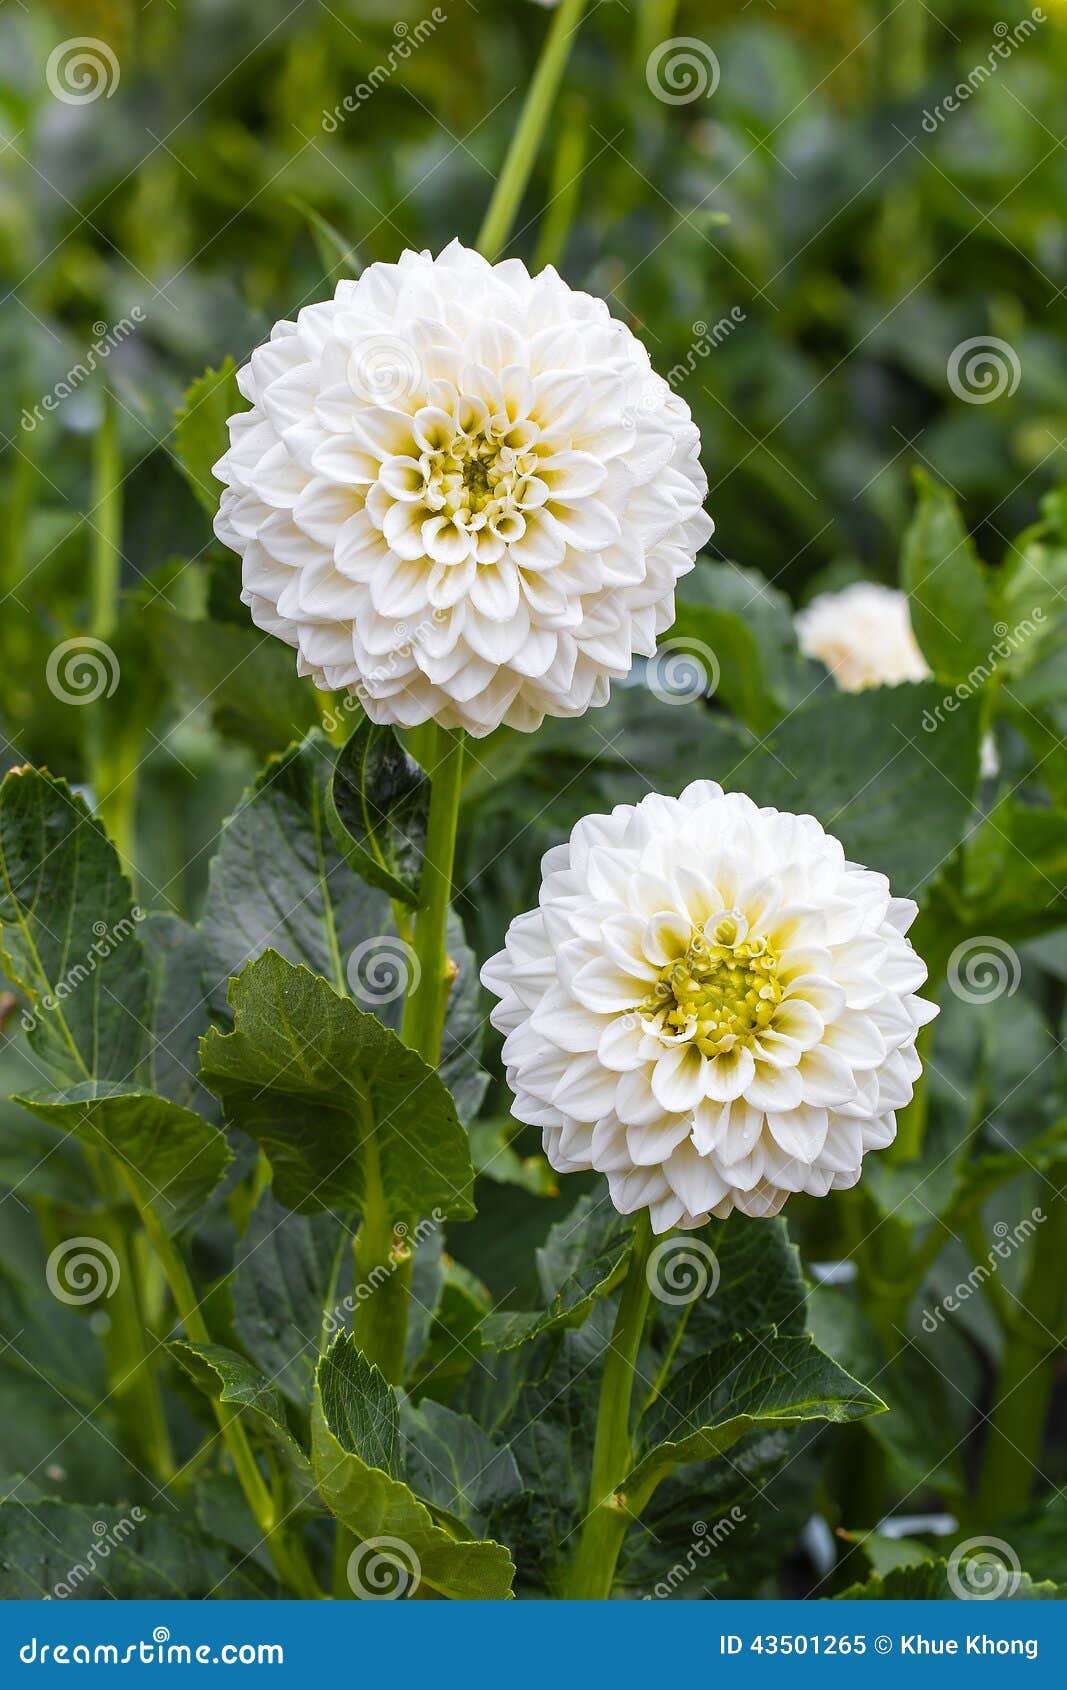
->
<box><xmin>400</xmin><ymin>723</ymin><xmax>465</xmax><ymax>1067</ymax></box>
<box><xmin>634</xmin><ymin>0</ymin><xmax>679</xmax><ymax>70</ymax></box>
<box><xmin>533</xmin><ymin>95</ymin><xmax>589</xmax><ymax>273</ymax></box>
<box><xmin>477</xmin><ymin>0</ymin><xmax>589</xmax><ymax>261</ymax></box>
<box><xmin>567</xmin><ymin>1215</ymin><xmax>655</xmax><ymax>1599</ymax></box>
<box><xmin>117</xmin><ymin>1168</ymin><xmax>322</xmax><ymax>1598</ymax></box>
<box><xmin>84</xmin><ymin>1152</ymin><xmax>175</xmax><ymax>1483</ymax></box>
<box><xmin>90</xmin><ymin>390</ymin><xmax>121</xmax><ymax>640</ymax></box>
<box><xmin>88</xmin><ymin>391</ymin><xmax>138</xmax><ymax>872</ymax></box>
<box><xmin>974</xmin><ymin>1173</ymin><xmax>1067</xmax><ymax>1523</ymax></box>
<box><xmin>350</xmin><ymin>1113</ymin><xmax>413</xmax><ymax>1386</ymax></box>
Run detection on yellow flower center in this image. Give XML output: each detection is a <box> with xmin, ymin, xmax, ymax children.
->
<box><xmin>643</xmin><ymin>911</ymin><xmax>781</xmax><ymax>1057</ymax></box>
<box><xmin>420</xmin><ymin>412</ymin><xmax>542</xmax><ymax>532</ymax></box>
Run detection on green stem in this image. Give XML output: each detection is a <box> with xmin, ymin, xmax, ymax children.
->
<box><xmin>567</xmin><ymin>1215</ymin><xmax>655</xmax><ymax>1599</ymax></box>
<box><xmin>477</xmin><ymin>0</ymin><xmax>589</xmax><ymax>261</ymax></box>
<box><xmin>533</xmin><ymin>94</ymin><xmax>588</xmax><ymax>273</ymax></box>
<box><xmin>87</xmin><ymin>390</ymin><xmax>139</xmax><ymax>873</ymax></box>
<box><xmin>117</xmin><ymin>1168</ymin><xmax>322</xmax><ymax>1598</ymax></box>
<box><xmin>83</xmin><ymin>1151</ymin><xmax>175</xmax><ymax>1483</ymax></box>
<box><xmin>90</xmin><ymin>389</ymin><xmax>121</xmax><ymax>641</ymax></box>
<box><xmin>400</xmin><ymin>724</ymin><xmax>465</xmax><ymax>1067</ymax></box>
<box><xmin>350</xmin><ymin>1111</ymin><xmax>413</xmax><ymax>1386</ymax></box>
<box><xmin>974</xmin><ymin>1172</ymin><xmax>1067</xmax><ymax>1523</ymax></box>
<box><xmin>633</xmin><ymin>0</ymin><xmax>679</xmax><ymax>71</ymax></box>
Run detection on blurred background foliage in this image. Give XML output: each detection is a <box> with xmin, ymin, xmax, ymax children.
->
<box><xmin>2</xmin><ymin>0</ymin><xmax>1067</xmax><ymax>1597</ymax></box>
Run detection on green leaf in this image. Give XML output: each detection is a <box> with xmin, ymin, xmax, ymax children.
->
<box><xmin>140</xmin><ymin>912</ymin><xmax>217</xmax><ymax>1115</ymax></box>
<box><xmin>731</xmin><ymin>680</ymin><xmax>981</xmax><ymax>894</ymax></box>
<box><xmin>312</xmin><ymin>1333</ymin><xmax>515</xmax><ymax>1599</ymax></box>
<box><xmin>0</xmin><ymin>1499</ymin><xmax>281</xmax><ymax>1598</ymax></box>
<box><xmin>469</xmin><ymin>1117</ymin><xmax>557</xmax><ymax>1197</ymax></box>
<box><xmin>649</xmin><ymin>1213</ymin><xmax>807</xmax><ymax>1372</ymax></box>
<box><xmin>666</xmin><ymin>603</ymin><xmax>780</xmax><ymax>732</ymax></box>
<box><xmin>483</xmin><ymin>1193</ymin><xmax>635</xmax><ymax>1350</ymax></box>
<box><xmin>681</xmin><ymin>561</ymin><xmax>811</xmax><ymax>710</ymax></box>
<box><xmin>809</xmin><ymin>1284</ymin><xmax>965</xmax><ymax>1497</ymax></box>
<box><xmin>200</xmin><ymin>732</ymin><xmax>389</xmax><ymax>1013</ymax></box>
<box><xmin>288</xmin><ymin>196</ymin><xmax>360</xmax><ymax>279</ymax></box>
<box><xmin>173</xmin><ymin>359</ymin><xmax>241</xmax><ymax>515</ymax></box>
<box><xmin>837</xmin><ymin>1559</ymin><xmax>1062</xmax><ymax>1600</ymax></box>
<box><xmin>400</xmin><ymin>1398</ymin><xmax>522</xmax><ymax>1538</ymax></box>
<box><xmin>233</xmin><ymin>1191</ymin><xmax>354</xmax><ymax>1408</ymax></box>
<box><xmin>996</xmin><ymin>538</ymin><xmax>1067</xmax><ymax>703</ymax></box>
<box><xmin>145</xmin><ymin>610</ymin><xmax>319</xmax><ymax>760</ymax></box>
<box><xmin>961</xmin><ymin>799</ymin><xmax>1067</xmax><ymax>936</ymax></box>
<box><xmin>199</xmin><ymin>950</ymin><xmax>475</xmax><ymax>1220</ymax></box>
<box><xmin>626</xmin><ymin>1332</ymin><xmax>884</xmax><ymax>1506</ymax></box>
<box><xmin>328</xmin><ymin>718</ymin><xmax>428</xmax><ymax>907</ymax></box>
<box><xmin>13</xmin><ymin>1085</ymin><xmax>232</xmax><ymax>1234</ymax></box>
<box><xmin>409</xmin><ymin>1258</ymin><xmax>492</xmax><ymax>1401</ymax></box>
<box><xmin>170</xmin><ymin>1339</ymin><xmax>316</xmax><ymax>1508</ymax></box>
<box><xmin>901</xmin><ymin>470</ymin><xmax>996</xmax><ymax>684</ymax></box>
<box><xmin>0</xmin><ymin>767</ymin><xmax>149</xmax><ymax>1086</ymax></box>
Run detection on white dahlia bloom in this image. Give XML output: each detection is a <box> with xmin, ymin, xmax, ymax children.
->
<box><xmin>795</xmin><ymin>583</ymin><xmax>930</xmax><ymax>692</ymax></box>
<box><xmin>212</xmin><ymin>241</ymin><xmax>712</xmax><ymax>736</ymax></box>
<box><xmin>481</xmin><ymin>783</ymin><xmax>937</xmax><ymax>1229</ymax></box>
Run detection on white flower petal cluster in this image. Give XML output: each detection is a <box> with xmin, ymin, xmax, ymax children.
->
<box><xmin>213</xmin><ymin>241</ymin><xmax>712</xmax><ymax>736</ymax></box>
<box><xmin>796</xmin><ymin>583</ymin><xmax>930</xmax><ymax>692</ymax></box>
<box><xmin>482</xmin><ymin>782</ymin><xmax>937</xmax><ymax>1230</ymax></box>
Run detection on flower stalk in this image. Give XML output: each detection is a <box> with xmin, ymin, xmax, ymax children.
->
<box><xmin>477</xmin><ymin>0</ymin><xmax>589</xmax><ymax>261</ymax></box>
<box><xmin>974</xmin><ymin>1168</ymin><xmax>1067</xmax><ymax>1523</ymax></box>
<box><xmin>567</xmin><ymin>1213</ymin><xmax>654</xmax><ymax>1599</ymax></box>
<box><xmin>400</xmin><ymin>722</ymin><xmax>466</xmax><ymax>1067</ymax></box>
<box><xmin>117</xmin><ymin>1168</ymin><xmax>322</xmax><ymax>1599</ymax></box>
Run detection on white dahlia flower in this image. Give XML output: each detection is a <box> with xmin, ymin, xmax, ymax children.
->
<box><xmin>481</xmin><ymin>782</ymin><xmax>937</xmax><ymax>1229</ymax></box>
<box><xmin>212</xmin><ymin>241</ymin><xmax>712</xmax><ymax>736</ymax></box>
<box><xmin>795</xmin><ymin>583</ymin><xmax>930</xmax><ymax>692</ymax></box>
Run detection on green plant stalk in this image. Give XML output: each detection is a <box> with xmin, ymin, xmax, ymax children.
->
<box><xmin>477</xmin><ymin>0</ymin><xmax>589</xmax><ymax>261</ymax></box>
<box><xmin>117</xmin><ymin>1168</ymin><xmax>322</xmax><ymax>1599</ymax></box>
<box><xmin>88</xmin><ymin>391</ymin><xmax>138</xmax><ymax>871</ymax></box>
<box><xmin>974</xmin><ymin>1171</ymin><xmax>1067</xmax><ymax>1523</ymax></box>
<box><xmin>634</xmin><ymin>0</ymin><xmax>678</xmax><ymax>70</ymax></box>
<box><xmin>90</xmin><ymin>390</ymin><xmax>121</xmax><ymax>640</ymax></box>
<box><xmin>400</xmin><ymin>723</ymin><xmax>465</xmax><ymax>1066</ymax></box>
<box><xmin>533</xmin><ymin>95</ymin><xmax>589</xmax><ymax>273</ymax></box>
<box><xmin>350</xmin><ymin>1112</ymin><xmax>413</xmax><ymax>1386</ymax></box>
<box><xmin>567</xmin><ymin>1214</ymin><xmax>655</xmax><ymax>1599</ymax></box>
<box><xmin>97</xmin><ymin>1206</ymin><xmax>177</xmax><ymax>1484</ymax></box>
